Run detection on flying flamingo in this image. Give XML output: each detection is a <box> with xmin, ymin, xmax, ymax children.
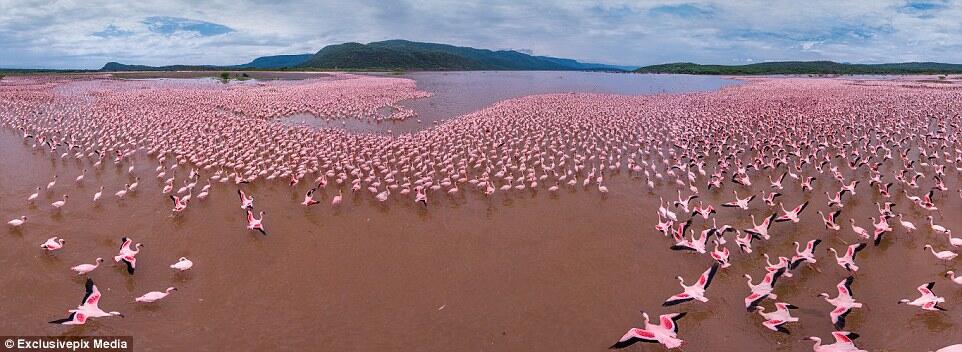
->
<box><xmin>610</xmin><ymin>311</ymin><xmax>687</xmax><ymax>349</ymax></box>
<box><xmin>49</xmin><ymin>279</ymin><xmax>123</xmax><ymax>325</ymax></box>
<box><xmin>113</xmin><ymin>237</ymin><xmax>142</xmax><ymax>275</ymax></box>
<box><xmin>774</xmin><ymin>201</ymin><xmax>808</xmax><ymax>223</ymax></box>
<box><xmin>662</xmin><ymin>264</ymin><xmax>719</xmax><ymax>306</ymax></box>
<box><xmin>805</xmin><ymin>331</ymin><xmax>867</xmax><ymax>352</ymax></box>
<box><xmin>818</xmin><ymin>276</ymin><xmax>862</xmax><ymax>330</ymax></box>
<box><xmin>238</xmin><ymin>189</ymin><xmax>254</xmax><ymax>210</ymax></box>
<box><xmin>754</xmin><ymin>302</ymin><xmax>799</xmax><ymax>334</ymax></box>
<box><xmin>246</xmin><ymin>210</ymin><xmax>266</xmax><ymax>235</ymax></box>
<box><xmin>898</xmin><ymin>282</ymin><xmax>947</xmax><ymax>311</ymax></box>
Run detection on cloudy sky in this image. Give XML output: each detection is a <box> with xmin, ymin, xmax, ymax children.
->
<box><xmin>1</xmin><ymin>0</ymin><xmax>961</xmax><ymax>69</ymax></box>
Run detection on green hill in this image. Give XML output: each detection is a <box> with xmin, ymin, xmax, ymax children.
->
<box><xmin>99</xmin><ymin>40</ymin><xmax>631</xmax><ymax>72</ymax></box>
<box><xmin>634</xmin><ymin>61</ymin><xmax>962</xmax><ymax>75</ymax></box>
<box><xmin>298</xmin><ymin>40</ymin><xmax>632</xmax><ymax>71</ymax></box>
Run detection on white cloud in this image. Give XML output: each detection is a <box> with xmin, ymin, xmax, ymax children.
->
<box><xmin>0</xmin><ymin>0</ymin><xmax>960</xmax><ymax>69</ymax></box>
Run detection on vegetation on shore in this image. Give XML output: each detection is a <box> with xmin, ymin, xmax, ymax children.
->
<box><xmin>98</xmin><ymin>40</ymin><xmax>633</xmax><ymax>72</ymax></box>
<box><xmin>634</xmin><ymin>61</ymin><xmax>962</xmax><ymax>75</ymax></box>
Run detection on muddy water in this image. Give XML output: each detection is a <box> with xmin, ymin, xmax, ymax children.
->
<box><xmin>276</xmin><ymin>72</ymin><xmax>740</xmax><ymax>134</ymax></box>
<box><xmin>1</xmin><ymin>121</ymin><xmax>961</xmax><ymax>352</ymax></box>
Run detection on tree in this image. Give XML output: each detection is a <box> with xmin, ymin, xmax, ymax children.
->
<box><xmin>220</xmin><ymin>72</ymin><xmax>230</xmax><ymax>80</ymax></box>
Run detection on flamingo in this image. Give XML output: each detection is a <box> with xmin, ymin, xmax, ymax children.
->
<box><xmin>71</xmin><ymin>258</ymin><xmax>104</xmax><ymax>275</ymax></box>
<box><xmin>135</xmin><ymin>287</ymin><xmax>177</xmax><ymax>303</ymax></box>
<box><xmin>735</xmin><ymin>230</ymin><xmax>758</xmax><ymax>254</ymax></box>
<box><xmin>40</xmin><ymin>236</ymin><xmax>65</xmax><ymax>252</ymax></box>
<box><xmin>113</xmin><ymin>237</ymin><xmax>142</xmax><ymax>275</ymax></box>
<box><xmin>829</xmin><ymin>243</ymin><xmax>867</xmax><ymax>272</ymax></box>
<box><xmin>170</xmin><ymin>257</ymin><xmax>193</xmax><ymax>271</ymax></box>
<box><xmin>898</xmin><ymin>282</ymin><xmax>947</xmax><ymax>311</ymax></box>
<box><xmin>115</xmin><ymin>184</ymin><xmax>129</xmax><ymax>199</ymax></box>
<box><xmin>775</xmin><ymin>201</ymin><xmax>808</xmax><ymax>223</ymax></box>
<box><xmin>789</xmin><ymin>239</ymin><xmax>821</xmax><ymax>270</ymax></box>
<box><xmin>662</xmin><ymin>264</ymin><xmax>719</xmax><ymax>306</ymax></box>
<box><xmin>849</xmin><ymin>219</ymin><xmax>870</xmax><ymax>240</ymax></box>
<box><xmin>610</xmin><ymin>312</ymin><xmax>686</xmax><ymax>349</ymax></box>
<box><xmin>7</xmin><ymin>216</ymin><xmax>27</xmax><ymax>228</ymax></box>
<box><xmin>51</xmin><ymin>194</ymin><xmax>68</xmax><ymax>209</ymax></box>
<box><xmin>745</xmin><ymin>213</ymin><xmax>776</xmax><ymax>240</ymax></box>
<box><xmin>238</xmin><ymin>189</ymin><xmax>254</xmax><ymax>210</ymax></box>
<box><xmin>818</xmin><ymin>276</ymin><xmax>862</xmax><ymax>330</ymax></box>
<box><xmin>302</xmin><ymin>187</ymin><xmax>320</xmax><ymax>206</ymax></box>
<box><xmin>945</xmin><ymin>271</ymin><xmax>962</xmax><ymax>286</ymax></box>
<box><xmin>923</xmin><ymin>244</ymin><xmax>958</xmax><ymax>264</ymax></box>
<box><xmin>332</xmin><ymin>189</ymin><xmax>343</xmax><ymax>206</ymax></box>
<box><xmin>817</xmin><ymin>210</ymin><xmax>841</xmax><ymax>231</ymax></box>
<box><xmin>27</xmin><ymin>187</ymin><xmax>40</xmax><ymax>203</ymax></box>
<box><xmin>50</xmin><ymin>279</ymin><xmax>123</xmax><ymax>325</ymax></box>
<box><xmin>744</xmin><ymin>268</ymin><xmax>786</xmax><ymax>311</ymax></box>
<box><xmin>755</xmin><ymin>302</ymin><xmax>799</xmax><ymax>334</ymax></box>
<box><xmin>928</xmin><ymin>216</ymin><xmax>953</xmax><ymax>236</ymax></box>
<box><xmin>246</xmin><ymin>210</ymin><xmax>266</xmax><ymax>235</ymax></box>
<box><xmin>170</xmin><ymin>194</ymin><xmax>189</xmax><ymax>212</ymax></box>
<box><xmin>721</xmin><ymin>190</ymin><xmax>754</xmax><ymax>210</ymax></box>
<box><xmin>805</xmin><ymin>331</ymin><xmax>867</xmax><ymax>352</ymax></box>
<box><xmin>897</xmin><ymin>214</ymin><xmax>916</xmax><ymax>233</ymax></box>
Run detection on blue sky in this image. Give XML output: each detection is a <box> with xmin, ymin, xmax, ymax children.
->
<box><xmin>1</xmin><ymin>0</ymin><xmax>960</xmax><ymax>69</ymax></box>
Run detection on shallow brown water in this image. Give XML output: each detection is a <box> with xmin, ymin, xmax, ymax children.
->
<box><xmin>1</xmin><ymin>121</ymin><xmax>960</xmax><ymax>352</ymax></box>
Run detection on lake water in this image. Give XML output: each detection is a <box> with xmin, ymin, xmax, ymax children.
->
<box><xmin>277</xmin><ymin>71</ymin><xmax>739</xmax><ymax>134</ymax></box>
<box><xmin>0</xmin><ymin>74</ymin><xmax>959</xmax><ymax>352</ymax></box>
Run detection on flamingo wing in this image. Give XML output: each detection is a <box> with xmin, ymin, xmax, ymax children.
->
<box><xmin>662</xmin><ymin>293</ymin><xmax>694</xmax><ymax>307</ymax></box>
<box><xmin>610</xmin><ymin>328</ymin><xmax>658</xmax><ymax>349</ymax></box>
<box><xmin>80</xmin><ymin>278</ymin><xmax>101</xmax><ymax>308</ymax></box>
<box><xmin>698</xmin><ymin>263</ymin><xmax>719</xmax><ymax>290</ymax></box>
<box><xmin>837</xmin><ymin>276</ymin><xmax>855</xmax><ymax>297</ymax></box>
<box><xmin>122</xmin><ymin>256</ymin><xmax>136</xmax><ymax>275</ymax></box>
<box><xmin>764</xmin><ymin>213</ymin><xmax>777</xmax><ymax>228</ymax></box>
<box><xmin>917</xmin><ymin>282</ymin><xmax>935</xmax><ymax>296</ymax></box>
<box><xmin>793</xmin><ymin>201</ymin><xmax>808</xmax><ymax>214</ymax></box>
<box><xmin>831</xmin><ymin>306</ymin><xmax>851</xmax><ymax>330</ymax></box>
<box><xmin>762</xmin><ymin>320</ymin><xmax>790</xmax><ymax>334</ymax></box>
<box><xmin>49</xmin><ymin>311</ymin><xmax>86</xmax><ymax>325</ymax></box>
<box><xmin>119</xmin><ymin>237</ymin><xmax>131</xmax><ymax>252</ymax></box>
<box><xmin>829</xmin><ymin>210</ymin><xmax>841</xmax><ymax>222</ymax></box>
<box><xmin>659</xmin><ymin>312</ymin><xmax>686</xmax><ymax>334</ymax></box>
<box><xmin>848</xmin><ymin>243</ymin><xmax>867</xmax><ymax>259</ymax></box>
<box><xmin>745</xmin><ymin>293</ymin><xmax>768</xmax><ymax>311</ymax></box>
<box><xmin>831</xmin><ymin>331</ymin><xmax>859</xmax><ymax>344</ymax></box>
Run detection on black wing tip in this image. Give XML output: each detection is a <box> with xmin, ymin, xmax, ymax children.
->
<box><xmin>49</xmin><ymin>312</ymin><xmax>75</xmax><ymax>324</ymax></box>
<box><xmin>662</xmin><ymin>298</ymin><xmax>692</xmax><ymax>307</ymax></box>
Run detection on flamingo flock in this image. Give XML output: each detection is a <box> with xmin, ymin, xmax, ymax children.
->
<box><xmin>0</xmin><ymin>73</ymin><xmax>961</xmax><ymax>350</ymax></box>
